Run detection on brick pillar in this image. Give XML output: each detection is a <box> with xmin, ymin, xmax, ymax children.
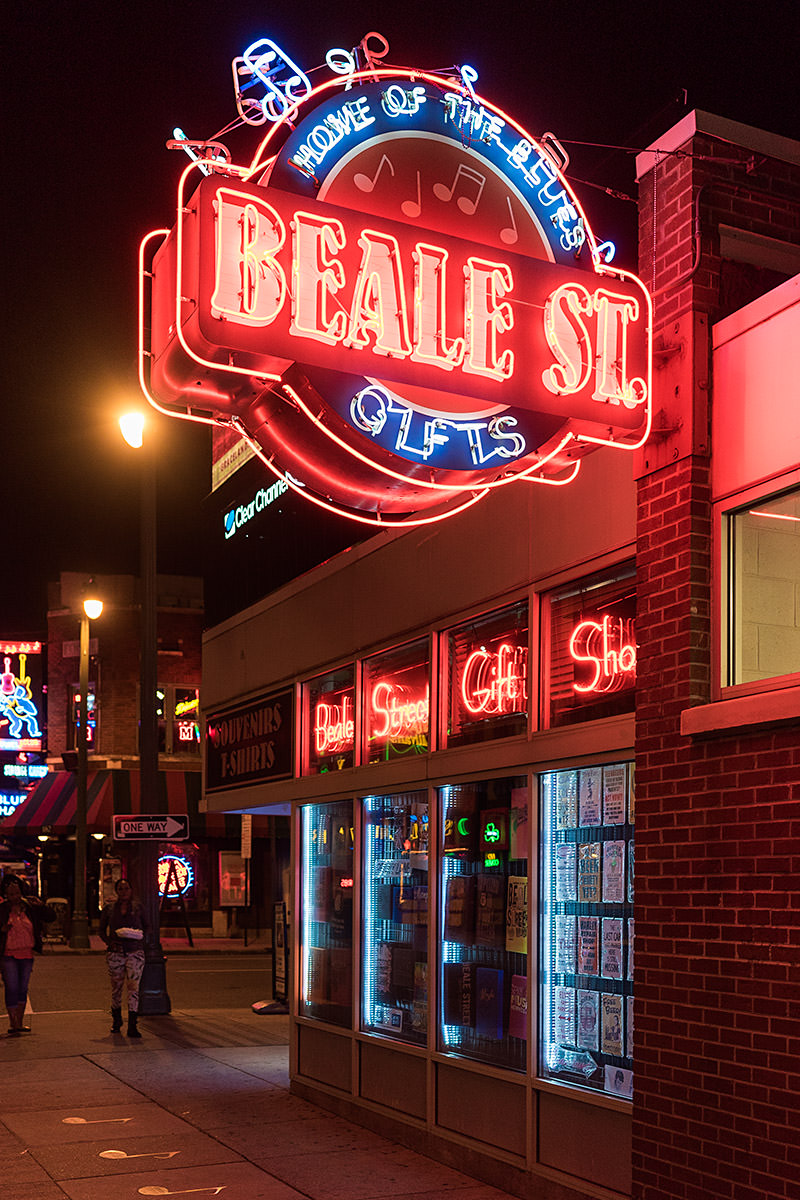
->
<box><xmin>633</xmin><ymin>117</ymin><xmax>800</xmax><ymax>1200</ymax></box>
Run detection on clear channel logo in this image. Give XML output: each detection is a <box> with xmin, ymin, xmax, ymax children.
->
<box><xmin>224</xmin><ymin>479</ymin><xmax>289</xmax><ymax>539</ymax></box>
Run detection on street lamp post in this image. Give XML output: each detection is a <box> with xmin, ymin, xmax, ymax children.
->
<box><xmin>70</xmin><ymin>588</ymin><xmax>103</xmax><ymax>950</ymax></box>
<box><xmin>120</xmin><ymin>411</ymin><xmax>171</xmax><ymax>1013</ymax></box>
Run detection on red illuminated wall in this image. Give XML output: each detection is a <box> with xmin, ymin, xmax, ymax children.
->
<box><xmin>633</xmin><ymin>115</ymin><xmax>800</xmax><ymax>1200</ymax></box>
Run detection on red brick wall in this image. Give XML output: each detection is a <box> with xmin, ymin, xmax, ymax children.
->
<box><xmin>633</xmin><ymin>123</ymin><xmax>800</xmax><ymax>1199</ymax></box>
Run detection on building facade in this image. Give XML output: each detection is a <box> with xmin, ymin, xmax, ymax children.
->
<box><xmin>1</xmin><ymin>571</ymin><xmax>282</xmax><ymax>939</ymax></box>
<box><xmin>200</xmin><ymin>111</ymin><xmax>800</xmax><ymax>1199</ymax></box>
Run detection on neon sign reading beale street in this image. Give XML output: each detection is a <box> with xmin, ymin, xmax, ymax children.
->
<box><xmin>370</xmin><ymin>682</ymin><xmax>429</xmax><ymax>742</ymax></box>
<box><xmin>143</xmin><ymin>37</ymin><xmax>653</xmax><ymax>523</ymax></box>
<box><xmin>314</xmin><ymin>694</ymin><xmax>354</xmax><ymax>755</ymax></box>
<box><xmin>461</xmin><ymin>642</ymin><xmax>528</xmax><ymax>715</ymax></box>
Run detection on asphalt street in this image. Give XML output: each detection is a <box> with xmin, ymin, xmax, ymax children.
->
<box><xmin>27</xmin><ymin>952</ymin><xmax>274</xmax><ymax>1018</ymax></box>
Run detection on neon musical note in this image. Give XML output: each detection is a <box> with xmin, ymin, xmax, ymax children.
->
<box><xmin>63</xmin><ymin>1117</ymin><xmax>134</xmax><ymax>1125</ymax></box>
<box><xmin>137</xmin><ymin>1189</ymin><xmax>226</xmax><ymax>1197</ymax></box>
<box><xmin>100</xmin><ymin>1149</ymin><xmax>180</xmax><ymax>1160</ymax></box>
<box><xmin>354</xmin><ymin>153</ymin><xmax>395</xmax><ymax>193</ymax></box>
<box><xmin>401</xmin><ymin>171</ymin><xmax>422</xmax><ymax>218</ymax></box>
<box><xmin>433</xmin><ymin>165</ymin><xmax>485</xmax><ymax>215</ymax></box>
<box><xmin>500</xmin><ymin>197</ymin><xmax>518</xmax><ymax>245</ymax></box>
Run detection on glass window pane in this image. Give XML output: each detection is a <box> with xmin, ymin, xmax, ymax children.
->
<box><xmin>174</xmin><ymin>687</ymin><xmax>201</xmax><ymax>754</ymax></box>
<box><xmin>727</xmin><ymin>487</ymin><xmax>800</xmax><ymax>685</ymax></box>
<box><xmin>540</xmin><ymin>763</ymin><xmax>634</xmax><ymax>1099</ymax></box>
<box><xmin>300</xmin><ymin>800</ymin><xmax>354</xmax><ymax>1027</ymax></box>
<box><xmin>362</xmin><ymin>640</ymin><xmax>430</xmax><ymax>764</ymax></box>
<box><xmin>361</xmin><ymin>790</ymin><xmax>429</xmax><ymax>1045</ymax></box>
<box><xmin>439</xmin><ymin>775</ymin><xmax>528</xmax><ymax>1071</ymax></box>
<box><xmin>445</xmin><ymin>602</ymin><xmax>528</xmax><ymax>748</ymax></box>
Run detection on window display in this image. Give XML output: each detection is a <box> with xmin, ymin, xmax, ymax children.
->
<box><xmin>540</xmin><ymin>763</ymin><xmax>634</xmax><ymax>1098</ymax></box>
<box><xmin>362</xmin><ymin>790</ymin><xmax>429</xmax><ymax>1045</ymax></box>
<box><xmin>439</xmin><ymin>775</ymin><xmax>528</xmax><ymax>1070</ymax></box>
<box><xmin>300</xmin><ymin>800</ymin><xmax>354</xmax><ymax>1027</ymax></box>
<box><xmin>445</xmin><ymin>601</ymin><xmax>528</xmax><ymax>748</ymax></box>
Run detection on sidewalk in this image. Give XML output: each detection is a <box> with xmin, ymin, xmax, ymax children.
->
<box><xmin>0</xmin><ymin>1005</ymin><xmax>517</xmax><ymax>1200</ymax></box>
<box><xmin>45</xmin><ymin>932</ymin><xmax>273</xmax><ymax>955</ymax></box>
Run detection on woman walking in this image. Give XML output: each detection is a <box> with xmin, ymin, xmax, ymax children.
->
<box><xmin>0</xmin><ymin>875</ymin><xmax>54</xmax><ymax>1035</ymax></box>
<box><xmin>99</xmin><ymin>878</ymin><xmax>147</xmax><ymax>1038</ymax></box>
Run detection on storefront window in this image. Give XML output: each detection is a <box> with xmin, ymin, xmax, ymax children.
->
<box><xmin>543</xmin><ymin>565</ymin><xmax>636</xmax><ymax>728</ymax></box>
<box><xmin>540</xmin><ymin>763</ymin><xmax>634</xmax><ymax>1099</ymax></box>
<box><xmin>439</xmin><ymin>775</ymin><xmax>528</xmax><ymax>1071</ymax></box>
<box><xmin>362</xmin><ymin>639</ymin><xmax>430</xmax><ymax>764</ymax></box>
<box><xmin>445</xmin><ymin>602</ymin><xmax>528</xmax><ymax>748</ymax></box>
<box><xmin>156</xmin><ymin>685</ymin><xmax>201</xmax><ymax>755</ymax></box>
<box><xmin>725</xmin><ymin>485</ymin><xmax>800</xmax><ymax>686</ymax></box>
<box><xmin>302</xmin><ymin>666</ymin><xmax>356</xmax><ymax>774</ymax></box>
<box><xmin>300</xmin><ymin>800</ymin><xmax>354</xmax><ymax>1027</ymax></box>
<box><xmin>361</xmin><ymin>790</ymin><xmax>428</xmax><ymax>1045</ymax></box>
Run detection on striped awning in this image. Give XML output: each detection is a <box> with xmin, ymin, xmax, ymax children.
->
<box><xmin>0</xmin><ymin>769</ymin><xmax>263</xmax><ymax>839</ymax></box>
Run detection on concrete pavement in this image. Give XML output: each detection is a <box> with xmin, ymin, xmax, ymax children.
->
<box><xmin>1</xmin><ymin>996</ymin><xmax>517</xmax><ymax>1199</ymax></box>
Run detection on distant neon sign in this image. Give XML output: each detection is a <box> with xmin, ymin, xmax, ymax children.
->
<box><xmin>569</xmin><ymin>615</ymin><xmax>636</xmax><ymax>693</ymax></box>
<box><xmin>158</xmin><ymin>854</ymin><xmax>194</xmax><ymax>897</ymax></box>
<box><xmin>142</xmin><ymin>42</ymin><xmax>652</xmax><ymax>525</ymax></box>
<box><xmin>461</xmin><ymin>642</ymin><xmax>528</xmax><ymax>715</ymax></box>
<box><xmin>224</xmin><ymin>478</ymin><xmax>289</xmax><ymax>539</ymax></box>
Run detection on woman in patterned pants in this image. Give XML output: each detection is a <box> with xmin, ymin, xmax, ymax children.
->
<box><xmin>98</xmin><ymin>878</ymin><xmax>148</xmax><ymax>1037</ymax></box>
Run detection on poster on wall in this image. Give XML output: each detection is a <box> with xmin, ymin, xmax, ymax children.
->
<box><xmin>219</xmin><ymin>851</ymin><xmax>249</xmax><ymax>906</ymax></box>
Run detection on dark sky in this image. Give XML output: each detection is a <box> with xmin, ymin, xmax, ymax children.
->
<box><xmin>4</xmin><ymin>0</ymin><xmax>797</xmax><ymax>635</ymax></box>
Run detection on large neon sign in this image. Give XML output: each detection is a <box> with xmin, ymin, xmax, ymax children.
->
<box><xmin>141</xmin><ymin>36</ymin><xmax>652</xmax><ymax>523</ymax></box>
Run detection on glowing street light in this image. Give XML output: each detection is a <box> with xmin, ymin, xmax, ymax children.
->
<box><xmin>70</xmin><ymin>583</ymin><xmax>103</xmax><ymax>949</ymax></box>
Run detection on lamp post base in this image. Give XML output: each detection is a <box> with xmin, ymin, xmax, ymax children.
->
<box><xmin>139</xmin><ymin>947</ymin><xmax>171</xmax><ymax>1015</ymax></box>
<box><xmin>68</xmin><ymin>909</ymin><xmax>91</xmax><ymax>951</ymax></box>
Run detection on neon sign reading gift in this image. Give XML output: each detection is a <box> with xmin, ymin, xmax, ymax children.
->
<box><xmin>569</xmin><ymin>614</ymin><xmax>636</xmax><ymax>694</ymax></box>
<box><xmin>461</xmin><ymin>642</ymin><xmax>528</xmax><ymax>715</ymax></box>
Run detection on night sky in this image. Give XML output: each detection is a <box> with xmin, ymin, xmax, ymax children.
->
<box><xmin>4</xmin><ymin>0</ymin><xmax>796</xmax><ymax>634</ymax></box>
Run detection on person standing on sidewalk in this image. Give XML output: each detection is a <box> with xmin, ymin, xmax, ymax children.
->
<box><xmin>99</xmin><ymin>878</ymin><xmax>147</xmax><ymax>1038</ymax></box>
<box><xmin>0</xmin><ymin>875</ymin><xmax>55</xmax><ymax>1035</ymax></box>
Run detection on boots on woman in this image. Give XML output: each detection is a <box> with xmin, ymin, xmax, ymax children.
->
<box><xmin>126</xmin><ymin>1012</ymin><xmax>141</xmax><ymax>1038</ymax></box>
<box><xmin>111</xmin><ymin>1007</ymin><xmax>123</xmax><ymax>1032</ymax></box>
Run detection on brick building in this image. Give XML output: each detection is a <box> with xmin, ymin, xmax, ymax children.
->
<box><xmin>193</xmin><ymin>107</ymin><xmax>800</xmax><ymax>1199</ymax></box>
<box><xmin>634</xmin><ymin>114</ymin><xmax>800</xmax><ymax>1199</ymax></box>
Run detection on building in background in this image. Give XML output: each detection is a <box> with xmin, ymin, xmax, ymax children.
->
<box><xmin>197</xmin><ymin>109</ymin><xmax>800</xmax><ymax>1200</ymax></box>
<box><xmin>0</xmin><ymin>571</ymin><xmax>284</xmax><ymax>939</ymax></box>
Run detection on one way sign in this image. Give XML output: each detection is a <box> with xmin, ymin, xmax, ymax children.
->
<box><xmin>113</xmin><ymin>814</ymin><xmax>190</xmax><ymax>840</ymax></box>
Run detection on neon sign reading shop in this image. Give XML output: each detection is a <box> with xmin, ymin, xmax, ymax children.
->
<box><xmin>569</xmin><ymin>614</ymin><xmax>636</xmax><ymax>694</ymax></box>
